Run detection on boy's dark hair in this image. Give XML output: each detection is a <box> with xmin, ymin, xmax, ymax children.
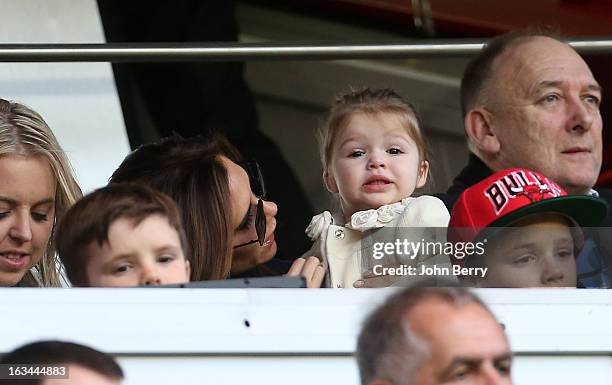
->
<box><xmin>57</xmin><ymin>183</ymin><xmax>187</xmax><ymax>286</ymax></box>
<box><xmin>0</xmin><ymin>340</ymin><xmax>123</xmax><ymax>385</ymax></box>
<box><xmin>460</xmin><ymin>27</ymin><xmax>563</xmax><ymax>116</ymax></box>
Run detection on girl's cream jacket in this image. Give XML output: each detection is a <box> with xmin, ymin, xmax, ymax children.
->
<box><xmin>302</xmin><ymin>195</ymin><xmax>452</xmax><ymax>288</ymax></box>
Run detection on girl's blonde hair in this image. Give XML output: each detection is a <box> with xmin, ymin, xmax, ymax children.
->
<box><xmin>0</xmin><ymin>99</ymin><xmax>82</xmax><ymax>287</ymax></box>
<box><xmin>318</xmin><ymin>87</ymin><xmax>429</xmax><ymax>171</ymax></box>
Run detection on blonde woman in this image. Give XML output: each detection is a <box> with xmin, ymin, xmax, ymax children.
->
<box><xmin>0</xmin><ymin>99</ymin><xmax>82</xmax><ymax>286</ymax></box>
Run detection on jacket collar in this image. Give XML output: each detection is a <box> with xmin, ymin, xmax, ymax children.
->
<box><xmin>447</xmin><ymin>152</ymin><xmax>492</xmax><ymax>196</ymax></box>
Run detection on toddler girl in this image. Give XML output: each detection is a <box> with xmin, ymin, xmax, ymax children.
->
<box><xmin>304</xmin><ymin>88</ymin><xmax>451</xmax><ymax>288</ymax></box>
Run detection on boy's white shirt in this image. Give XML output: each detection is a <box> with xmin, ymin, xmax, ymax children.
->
<box><xmin>303</xmin><ymin>195</ymin><xmax>452</xmax><ymax>288</ymax></box>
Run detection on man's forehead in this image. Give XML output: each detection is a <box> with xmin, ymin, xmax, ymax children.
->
<box><xmin>498</xmin><ymin>36</ymin><xmax>576</xmax><ymax>63</ymax></box>
<box><xmin>406</xmin><ymin>298</ymin><xmax>508</xmax><ymax>349</ymax></box>
<box><xmin>492</xmin><ymin>36</ymin><xmax>596</xmax><ymax>90</ymax></box>
<box><xmin>408</xmin><ymin>298</ymin><xmax>483</xmax><ymax>328</ymax></box>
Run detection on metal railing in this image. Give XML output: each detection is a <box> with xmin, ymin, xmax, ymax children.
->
<box><xmin>0</xmin><ymin>38</ymin><xmax>611</xmax><ymax>62</ymax></box>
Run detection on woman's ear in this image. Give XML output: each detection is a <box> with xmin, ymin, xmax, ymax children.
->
<box><xmin>464</xmin><ymin>107</ymin><xmax>501</xmax><ymax>156</ymax></box>
<box><xmin>416</xmin><ymin>160</ymin><xmax>429</xmax><ymax>188</ymax></box>
<box><xmin>185</xmin><ymin>260</ymin><xmax>191</xmax><ymax>281</ymax></box>
<box><xmin>323</xmin><ymin>169</ymin><xmax>339</xmax><ymax>193</ymax></box>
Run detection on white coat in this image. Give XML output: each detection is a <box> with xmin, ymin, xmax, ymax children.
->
<box><xmin>302</xmin><ymin>195</ymin><xmax>452</xmax><ymax>288</ymax></box>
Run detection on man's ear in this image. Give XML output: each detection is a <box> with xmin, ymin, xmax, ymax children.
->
<box><xmin>323</xmin><ymin>169</ymin><xmax>339</xmax><ymax>193</ymax></box>
<box><xmin>416</xmin><ymin>160</ymin><xmax>430</xmax><ymax>188</ymax></box>
<box><xmin>464</xmin><ymin>108</ymin><xmax>500</xmax><ymax>155</ymax></box>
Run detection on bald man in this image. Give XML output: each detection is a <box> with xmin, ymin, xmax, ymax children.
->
<box><xmin>437</xmin><ymin>30</ymin><xmax>611</xmax><ymax>287</ymax></box>
<box><xmin>357</xmin><ymin>287</ymin><xmax>512</xmax><ymax>385</ymax></box>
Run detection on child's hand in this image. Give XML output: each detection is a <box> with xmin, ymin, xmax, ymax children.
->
<box><xmin>286</xmin><ymin>256</ymin><xmax>325</xmax><ymax>288</ymax></box>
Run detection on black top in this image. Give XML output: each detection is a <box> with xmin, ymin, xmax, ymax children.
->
<box><xmin>435</xmin><ymin>152</ymin><xmax>612</xmax><ymax>226</ymax></box>
<box><xmin>434</xmin><ymin>153</ymin><xmax>493</xmax><ymax>213</ymax></box>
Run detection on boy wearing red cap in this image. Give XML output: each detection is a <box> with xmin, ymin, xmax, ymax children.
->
<box><xmin>448</xmin><ymin>168</ymin><xmax>608</xmax><ymax>287</ymax></box>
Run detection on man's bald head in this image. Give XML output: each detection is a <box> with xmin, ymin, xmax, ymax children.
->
<box><xmin>461</xmin><ymin>29</ymin><xmax>564</xmax><ymax>117</ymax></box>
<box><xmin>356</xmin><ymin>287</ymin><xmax>511</xmax><ymax>385</ymax></box>
<box><xmin>461</xmin><ymin>30</ymin><xmax>602</xmax><ymax>194</ymax></box>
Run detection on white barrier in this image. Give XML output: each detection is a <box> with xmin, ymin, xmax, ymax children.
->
<box><xmin>1</xmin><ymin>289</ymin><xmax>611</xmax><ymax>385</ymax></box>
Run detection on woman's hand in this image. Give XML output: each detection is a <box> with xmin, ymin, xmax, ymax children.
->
<box><xmin>286</xmin><ymin>256</ymin><xmax>325</xmax><ymax>288</ymax></box>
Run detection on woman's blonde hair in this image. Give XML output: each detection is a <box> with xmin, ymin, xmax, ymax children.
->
<box><xmin>0</xmin><ymin>99</ymin><xmax>82</xmax><ymax>287</ymax></box>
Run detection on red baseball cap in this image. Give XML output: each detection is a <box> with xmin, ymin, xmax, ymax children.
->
<box><xmin>448</xmin><ymin>168</ymin><xmax>609</xmax><ymax>244</ymax></box>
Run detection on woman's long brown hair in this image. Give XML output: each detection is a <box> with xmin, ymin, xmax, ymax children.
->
<box><xmin>110</xmin><ymin>135</ymin><xmax>237</xmax><ymax>281</ymax></box>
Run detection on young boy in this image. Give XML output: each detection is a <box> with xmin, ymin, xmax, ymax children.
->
<box><xmin>57</xmin><ymin>184</ymin><xmax>190</xmax><ymax>287</ymax></box>
<box><xmin>448</xmin><ymin>168</ymin><xmax>608</xmax><ymax>288</ymax></box>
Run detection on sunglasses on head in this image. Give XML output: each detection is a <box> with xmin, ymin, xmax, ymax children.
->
<box><xmin>234</xmin><ymin>160</ymin><xmax>267</xmax><ymax>249</ymax></box>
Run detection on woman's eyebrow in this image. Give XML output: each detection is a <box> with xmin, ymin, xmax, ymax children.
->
<box><xmin>0</xmin><ymin>196</ymin><xmax>17</xmax><ymax>205</ymax></box>
<box><xmin>32</xmin><ymin>198</ymin><xmax>55</xmax><ymax>208</ymax></box>
<box><xmin>0</xmin><ymin>196</ymin><xmax>54</xmax><ymax>207</ymax></box>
